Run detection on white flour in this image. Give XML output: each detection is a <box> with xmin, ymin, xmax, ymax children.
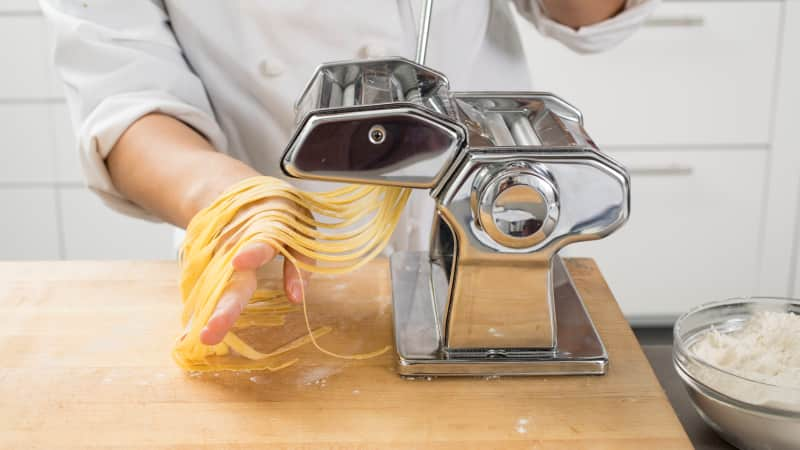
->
<box><xmin>688</xmin><ymin>311</ymin><xmax>800</xmax><ymax>409</ymax></box>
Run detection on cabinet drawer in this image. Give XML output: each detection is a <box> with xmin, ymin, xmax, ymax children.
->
<box><xmin>0</xmin><ymin>188</ymin><xmax>60</xmax><ymax>260</ymax></box>
<box><xmin>0</xmin><ymin>17</ymin><xmax>52</xmax><ymax>99</ymax></box>
<box><xmin>515</xmin><ymin>1</ymin><xmax>781</xmax><ymax>147</ymax></box>
<box><xmin>59</xmin><ymin>188</ymin><xmax>176</xmax><ymax>260</ymax></box>
<box><xmin>562</xmin><ymin>149</ymin><xmax>766</xmax><ymax>323</ymax></box>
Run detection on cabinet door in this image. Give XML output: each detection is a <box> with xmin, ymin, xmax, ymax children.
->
<box><xmin>0</xmin><ymin>104</ymin><xmax>56</xmax><ymax>182</ymax></box>
<box><xmin>0</xmin><ymin>188</ymin><xmax>60</xmax><ymax>260</ymax></box>
<box><xmin>51</xmin><ymin>103</ymin><xmax>82</xmax><ymax>183</ymax></box>
<box><xmin>793</xmin><ymin>219</ymin><xmax>800</xmax><ymax>298</ymax></box>
<box><xmin>515</xmin><ymin>1</ymin><xmax>782</xmax><ymax>147</ymax></box>
<box><xmin>0</xmin><ymin>17</ymin><xmax>51</xmax><ymax>99</ymax></box>
<box><xmin>562</xmin><ymin>149</ymin><xmax>766</xmax><ymax>323</ymax></box>
<box><xmin>58</xmin><ymin>188</ymin><xmax>176</xmax><ymax>260</ymax></box>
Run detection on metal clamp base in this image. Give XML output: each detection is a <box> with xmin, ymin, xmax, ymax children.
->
<box><xmin>390</xmin><ymin>252</ymin><xmax>608</xmax><ymax>376</ymax></box>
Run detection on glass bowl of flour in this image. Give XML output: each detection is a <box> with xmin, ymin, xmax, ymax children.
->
<box><xmin>673</xmin><ymin>297</ymin><xmax>800</xmax><ymax>450</ymax></box>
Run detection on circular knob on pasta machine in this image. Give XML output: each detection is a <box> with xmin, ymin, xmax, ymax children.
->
<box><xmin>474</xmin><ymin>162</ymin><xmax>559</xmax><ymax>249</ymax></box>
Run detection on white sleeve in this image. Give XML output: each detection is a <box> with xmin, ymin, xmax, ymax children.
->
<box><xmin>514</xmin><ymin>0</ymin><xmax>660</xmax><ymax>54</ymax></box>
<box><xmin>39</xmin><ymin>0</ymin><xmax>228</xmax><ymax>220</ymax></box>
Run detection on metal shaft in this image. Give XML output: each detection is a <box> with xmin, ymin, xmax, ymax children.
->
<box><xmin>415</xmin><ymin>0</ymin><xmax>433</xmax><ymax>65</ymax></box>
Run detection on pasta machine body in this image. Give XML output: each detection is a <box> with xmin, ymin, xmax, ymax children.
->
<box><xmin>281</xmin><ymin>58</ymin><xmax>630</xmax><ymax>376</ymax></box>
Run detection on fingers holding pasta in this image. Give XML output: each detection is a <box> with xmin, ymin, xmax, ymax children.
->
<box><xmin>177</xmin><ymin>177</ymin><xmax>407</xmax><ymax>370</ymax></box>
<box><xmin>201</xmin><ymin>243</ymin><xmax>290</xmax><ymax>345</ymax></box>
<box><xmin>199</xmin><ymin>195</ymin><xmax>315</xmax><ymax>345</ymax></box>
<box><xmin>232</xmin><ymin>241</ymin><xmax>275</xmax><ymax>271</ymax></box>
<box><xmin>200</xmin><ymin>269</ymin><xmax>258</xmax><ymax>345</ymax></box>
<box><xmin>284</xmin><ymin>248</ymin><xmax>314</xmax><ymax>304</ymax></box>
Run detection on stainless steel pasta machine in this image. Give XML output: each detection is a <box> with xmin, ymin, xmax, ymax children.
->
<box><xmin>280</xmin><ymin>1</ymin><xmax>628</xmax><ymax>376</ymax></box>
<box><xmin>279</xmin><ymin>55</ymin><xmax>630</xmax><ymax>376</ymax></box>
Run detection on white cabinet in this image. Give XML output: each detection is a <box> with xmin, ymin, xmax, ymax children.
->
<box><xmin>0</xmin><ymin>104</ymin><xmax>56</xmax><ymax>182</ymax></box>
<box><xmin>794</xmin><ymin>218</ymin><xmax>800</xmax><ymax>298</ymax></box>
<box><xmin>515</xmin><ymin>1</ymin><xmax>782</xmax><ymax>147</ymax></box>
<box><xmin>58</xmin><ymin>188</ymin><xmax>177</xmax><ymax>260</ymax></box>
<box><xmin>0</xmin><ymin>188</ymin><xmax>60</xmax><ymax>260</ymax></box>
<box><xmin>563</xmin><ymin>149</ymin><xmax>767</xmax><ymax>322</ymax></box>
<box><xmin>758</xmin><ymin>1</ymin><xmax>800</xmax><ymax>298</ymax></box>
<box><xmin>0</xmin><ymin>17</ymin><xmax>51</xmax><ymax>99</ymax></box>
<box><xmin>0</xmin><ymin>1</ymin><xmax>40</xmax><ymax>13</ymax></box>
<box><xmin>512</xmin><ymin>0</ymin><xmax>795</xmax><ymax>321</ymax></box>
<box><xmin>0</xmin><ymin>102</ymin><xmax>76</xmax><ymax>184</ymax></box>
<box><xmin>51</xmin><ymin>103</ymin><xmax>82</xmax><ymax>183</ymax></box>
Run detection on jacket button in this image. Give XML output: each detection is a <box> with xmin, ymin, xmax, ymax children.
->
<box><xmin>259</xmin><ymin>59</ymin><xmax>285</xmax><ymax>77</ymax></box>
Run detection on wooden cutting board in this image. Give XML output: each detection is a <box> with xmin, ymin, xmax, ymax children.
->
<box><xmin>0</xmin><ymin>258</ymin><xmax>691</xmax><ymax>449</ymax></box>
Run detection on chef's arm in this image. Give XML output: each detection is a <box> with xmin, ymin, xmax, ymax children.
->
<box><xmin>514</xmin><ymin>0</ymin><xmax>659</xmax><ymax>54</ymax></box>
<box><xmin>539</xmin><ymin>0</ymin><xmax>626</xmax><ymax>29</ymax></box>
<box><xmin>109</xmin><ymin>113</ymin><xmax>309</xmax><ymax>345</ymax></box>
<box><xmin>39</xmin><ymin>0</ymin><xmax>237</xmax><ymax>222</ymax></box>
<box><xmin>108</xmin><ymin>113</ymin><xmax>257</xmax><ymax>229</ymax></box>
<box><xmin>41</xmin><ymin>0</ymin><xmax>309</xmax><ymax>345</ymax></box>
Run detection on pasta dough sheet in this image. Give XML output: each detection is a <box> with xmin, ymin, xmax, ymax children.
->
<box><xmin>174</xmin><ymin>176</ymin><xmax>410</xmax><ymax>371</ymax></box>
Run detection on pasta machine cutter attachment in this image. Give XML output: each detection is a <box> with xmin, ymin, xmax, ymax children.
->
<box><xmin>281</xmin><ymin>57</ymin><xmax>630</xmax><ymax>376</ymax></box>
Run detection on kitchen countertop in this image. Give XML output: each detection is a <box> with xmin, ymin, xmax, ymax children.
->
<box><xmin>636</xmin><ymin>328</ymin><xmax>735</xmax><ymax>450</ymax></box>
<box><xmin>0</xmin><ymin>259</ymin><xmax>691</xmax><ymax>449</ymax></box>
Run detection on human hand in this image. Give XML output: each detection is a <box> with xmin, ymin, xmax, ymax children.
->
<box><xmin>198</xmin><ymin>196</ymin><xmax>313</xmax><ymax>345</ymax></box>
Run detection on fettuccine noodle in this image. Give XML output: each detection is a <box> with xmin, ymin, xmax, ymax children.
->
<box><xmin>173</xmin><ymin>176</ymin><xmax>410</xmax><ymax>371</ymax></box>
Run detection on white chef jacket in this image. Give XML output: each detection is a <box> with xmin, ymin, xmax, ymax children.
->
<box><xmin>40</xmin><ymin>0</ymin><xmax>657</xmax><ymax>252</ymax></box>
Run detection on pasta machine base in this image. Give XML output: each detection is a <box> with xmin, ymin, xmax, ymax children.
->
<box><xmin>390</xmin><ymin>252</ymin><xmax>607</xmax><ymax>376</ymax></box>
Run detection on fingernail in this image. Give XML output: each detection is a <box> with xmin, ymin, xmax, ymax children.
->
<box><xmin>210</xmin><ymin>303</ymin><xmax>224</xmax><ymax>317</ymax></box>
<box><xmin>215</xmin><ymin>293</ymin><xmax>235</xmax><ymax>314</ymax></box>
<box><xmin>289</xmin><ymin>279</ymin><xmax>302</xmax><ymax>302</ymax></box>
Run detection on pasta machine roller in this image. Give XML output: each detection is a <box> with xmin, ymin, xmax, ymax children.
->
<box><xmin>281</xmin><ymin>57</ymin><xmax>630</xmax><ymax>376</ymax></box>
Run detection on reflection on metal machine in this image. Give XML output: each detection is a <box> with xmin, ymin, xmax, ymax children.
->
<box><xmin>280</xmin><ymin>1</ymin><xmax>630</xmax><ymax>377</ymax></box>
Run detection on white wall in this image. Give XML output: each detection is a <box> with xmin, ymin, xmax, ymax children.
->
<box><xmin>0</xmin><ymin>1</ymin><xmax>175</xmax><ymax>260</ymax></box>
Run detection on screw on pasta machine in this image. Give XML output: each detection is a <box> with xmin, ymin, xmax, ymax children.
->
<box><xmin>369</xmin><ymin>125</ymin><xmax>386</xmax><ymax>144</ymax></box>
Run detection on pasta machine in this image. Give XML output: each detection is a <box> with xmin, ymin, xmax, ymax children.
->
<box><xmin>280</xmin><ymin>2</ymin><xmax>628</xmax><ymax>376</ymax></box>
<box><xmin>280</xmin><ymin>56</ymin><xmax>630</xmax><ymax>376</ymax></box>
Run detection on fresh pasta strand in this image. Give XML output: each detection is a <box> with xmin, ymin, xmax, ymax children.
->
<box><xmin>173</xmin><ymin>176</ymin><xmax>408</xmax><ymax>371</ymax></box>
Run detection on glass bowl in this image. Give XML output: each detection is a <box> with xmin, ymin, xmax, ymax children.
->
<box><xmin>673</xmin><ymin>297</ymin><xmax>800</xmax><ymax>450</ymax></box>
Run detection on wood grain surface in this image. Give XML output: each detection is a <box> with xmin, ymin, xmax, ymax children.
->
<box><xmin>0</xmin><ymin>258</ymin><xmax>691</xmax><ymax>449</ymax></box>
